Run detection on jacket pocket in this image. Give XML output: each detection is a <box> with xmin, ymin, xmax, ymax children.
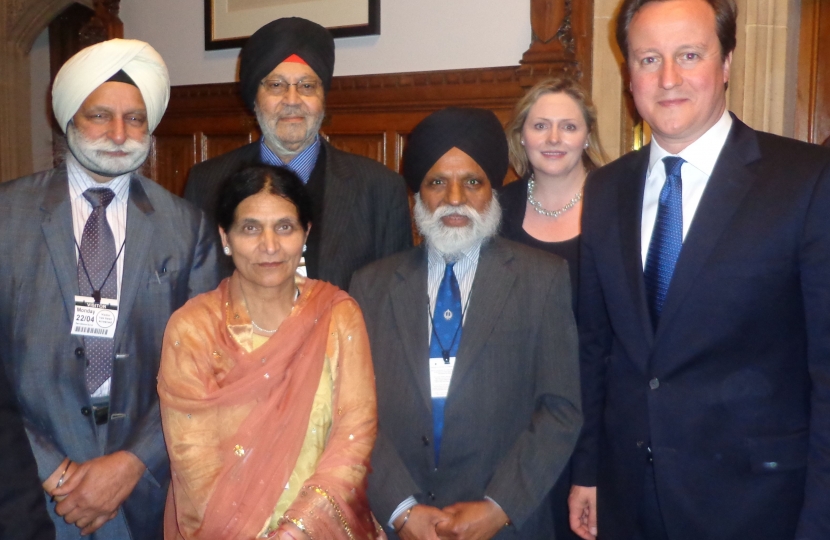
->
<box><xmin>746</xmin><ymin>430</ymin><xmax>808</xmax><ymax>473</ymax></box>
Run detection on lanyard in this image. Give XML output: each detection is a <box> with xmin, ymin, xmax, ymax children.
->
<box><xmin>427</xmin><ymin>292</ymin><xmax>472</xmax><ymax>363</ymax></box>
<box><xmin>74</xmin><ymin>238</ymin><xmax>126</xmax><ymax>304</ymax></box>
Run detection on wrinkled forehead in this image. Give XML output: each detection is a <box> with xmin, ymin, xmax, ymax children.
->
<box><xmin>75</xmin><ymin>81</ymin><xmax>148</xmax><ymax>115</ymax></box>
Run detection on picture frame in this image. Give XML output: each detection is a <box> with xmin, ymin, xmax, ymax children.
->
<box><xmin>204</xmin><ymin>0</ymin><xmax>380</xmax><ymax>50</ymax></box>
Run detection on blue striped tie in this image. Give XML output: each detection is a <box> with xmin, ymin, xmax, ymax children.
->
<box><xmin>644</xmin><ymin>156</ymin><xmax>685</xmax><ymax>328</ymax></box>
<box><xmin>430</xmin><ymin>262</ymin><xmax>462</xmax><ymax>467</ymax></box>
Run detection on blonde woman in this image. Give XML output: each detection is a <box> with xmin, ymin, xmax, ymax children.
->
<box><xmin>499</xmin><ymin>77</ymin><xmax>609</xmax><ymax>299</ymax></box>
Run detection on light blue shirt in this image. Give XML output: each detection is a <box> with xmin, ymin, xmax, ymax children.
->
<box><xmin>259</xmin><ymin>136</ymin><xmax>321</xmax><ymax>184</ymax></box>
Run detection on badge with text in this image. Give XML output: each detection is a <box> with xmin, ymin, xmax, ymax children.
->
<box><xmin>71</xmin><ymin>296</ymin><xmax>119</xmax><ymax>339</ymax></box>
<box><xmin>429</xmin><ymin>356</ymin><xmax>456</xmax><ymax>398</ymax></box>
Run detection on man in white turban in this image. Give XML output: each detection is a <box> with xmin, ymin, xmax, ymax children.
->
<box><xmin>0</xmin><ymin>39</ymin><xmax>219</xmax><ymax>539</ymax></box>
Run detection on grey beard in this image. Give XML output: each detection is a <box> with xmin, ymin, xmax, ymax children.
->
<box><xmin>413</xmin><ymin>192</ymin><xmax>502</xmax><ymax>260</ymax></box>
<box><xmin>66</xmin><ymin>122</ymin><xmax>150</xmax><ymax>178</ymax></box>
<box><xmin>255</xmin><ymin>104</ymin><xmax>324</xmax><ymax>159</ymax></box>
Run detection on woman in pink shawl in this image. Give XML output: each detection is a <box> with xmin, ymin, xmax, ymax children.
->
<box><xmin>159</xmin><ymin>165</ymin><xmax>385</xmax><ymax>540</ymax></box>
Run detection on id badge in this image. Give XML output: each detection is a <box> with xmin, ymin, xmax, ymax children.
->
<box><xmin>429</xmin><ymin>356</ymin><xmax>456</xmax><ymax>398</ymax></box>
<box><xmin>71</xmin><ymin>296</ymin><xmax>118</xmax><ymax>339</ymax></box>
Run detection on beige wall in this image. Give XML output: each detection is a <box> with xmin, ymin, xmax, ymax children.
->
<box><xmin>591</xmin><ymin>0</ymin><xmax>802</xmax><ymax>160</ymax></box>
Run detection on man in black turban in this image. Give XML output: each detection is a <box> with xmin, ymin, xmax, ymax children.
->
<box><xmin>351</xmin><ymin>107</ymin><xmax>582</xmax><ymax>540</ymax></box>
<box><xmin>184</xmin><ymin>17</ymin><xmax>411</xmax><ymax>289</ymax></box>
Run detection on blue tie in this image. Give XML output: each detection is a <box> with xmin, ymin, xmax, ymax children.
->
<box><xmin>643</xmin><ymin>156</ymin><xmax>685</xmax><ymax>328</ymax></box>
<box><xmin>430</xmin><ymin>262</ymin><xmax>462</xmax><ymax>467</ymax></box>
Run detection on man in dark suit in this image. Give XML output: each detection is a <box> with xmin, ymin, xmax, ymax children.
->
<box><xmin>0</xmin><ymin>363</ymin><xmax>55</xmax><ymax>540</ymax></box>
<box><xmin>0</xmin><ymin>39</ymin><xmax>218</xmax><ymax>539</ymax></box>
<box><xmin>184</xmin><ymin>17</ymin><xmax>412</xmax><ymax>289</ymax></box>
<box><xmin>568</xmin><ymin>1</ymin><xmax>830</xmax><ymax>539</ymax></box>
<box><xmin>351</xmin><ymin>108</ymin><xmax>582</xmax><ymax>539</ymax></box>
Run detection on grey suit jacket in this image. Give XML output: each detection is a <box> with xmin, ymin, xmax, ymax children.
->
<box><xmin>184</xmin><ymin>139</ymin><xmax>413</xmax><ymax>289</ymax></box>
<box><xmin>350</xmin><ymin>237</ymin><xmax>582</xmax><ymax>539</ymax></box>
<box><xmin>0</xmin><ymin>166</ymin><xmax>219</xmax><ymax>540</ymax></box>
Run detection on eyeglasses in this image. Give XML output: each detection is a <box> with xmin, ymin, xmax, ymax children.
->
<box><xmin>259</xmin><ymin>79</ymin><xmax>321</xmax><ymax>97</ymax></box>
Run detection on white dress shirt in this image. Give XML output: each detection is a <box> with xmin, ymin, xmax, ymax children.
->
<box><xmin>67</xmin><ymin>155</ymin><xmax>131</xmax><ymax>397</ymax></box>
<box><xmin>641</xmin><ymin>110</ymin><xmax>733</xmax><ymax>266</ymax></box>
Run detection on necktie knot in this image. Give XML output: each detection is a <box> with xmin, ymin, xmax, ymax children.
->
<box><xmin>83</xmin><ymin>188</ymin><xmax>115</xmax><ymax>209</ymax></box>
<box><xmin>663</xmin><ymin>156</ymin><xmax>685</xmax><ymax>180</ymax></box>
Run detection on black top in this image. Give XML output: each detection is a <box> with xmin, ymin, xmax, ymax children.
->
<box><xmin>498</xmin><ymin>178</ymin><xmax>580</xmax><ymax>309</ymax></box>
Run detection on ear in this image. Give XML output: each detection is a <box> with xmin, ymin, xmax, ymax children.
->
<box><xmin>219</xmin><ymin>227</ymin><xmax>229</xmax><ymax>251</ymax></box>
<box><xmin>722</xmin><ymin>51</ymin><xmax>733</xmax><ymax>85</ymax></box>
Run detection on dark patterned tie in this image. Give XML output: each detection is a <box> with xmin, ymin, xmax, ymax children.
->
<box><xmin>430</xmin><ymin>262</ymin><xmax>462</xmax><ymax>467</ymax></box>
<box><xmin>643</xmin><ymin>157</ymin><xmax>685</xmax><ymax>329</ymax></box>
<box><xmin>78</xmin><ymin>188</ymin><xmax>117</xmax><ymax>393</ymax></box>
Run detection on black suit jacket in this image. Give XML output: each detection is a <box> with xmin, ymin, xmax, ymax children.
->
<box><xmin>0</xmin><ymin>364</ymin><xmax>54</xmax><ymax>540</ymax></box>
<box><xmin>184</xmin><ymin>139</ymin><xmax>413</xmax><ymax>289</ymax></box>
<box><xmin>573</xmin><ymin>115</ymin><xmax>830</xmax><ymax>540</ymax></box>
<box><xmin>351</xmin><ymin>238</ymin><xmax>582</xmax><ymax>539</ymax></box>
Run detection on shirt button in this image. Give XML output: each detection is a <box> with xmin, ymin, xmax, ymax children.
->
<box><xmin>422</xmin><ymin>435</ymin><xmax>430</xmax><ymax>446</ymax></box>
<box><xmin>75</xmin><ymin>347</ymin><xmax>85</xmax><ymax>357</ymax></box>
<box><xmin>81</xmin><ymin>407</ymin><xmax>91</xmax><ymax>416</ymax></box>
<box><xmin>428</xmin><ymin>491</ymin><xmax>436</xmax><ymax>501</ymax></box>
<box><xmin>649</xmin><ymin>378</ymin><xmax>660</xmax><ymax>390</ymax></box>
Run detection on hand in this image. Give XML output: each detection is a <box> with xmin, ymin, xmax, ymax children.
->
<box><xmin>276</xmin><ymin>521</ymin><xmax>310</xmax><ymax>540</ymax></box>
<box><xmin>43</xmin><ymin>457</ymin><xmax>77</xmax><ymax>502</ymax></box>
<box><xmin>435</xmin><ymin>500</ymin><xmax>508</xmax><ymax>540</ymax></box>
<box><xmin>568</xmin><ymin>485</ymin><xmax>597</xmax><ymax>540</ymax></box>
<box><xmin>52</xmin><ymin>451</ymin><xmax>146</xmax><ymax>536</ymax></box>
<box><xmin>396</xmin><ymin>504</ymin><xmax>451</xmax><ymax>540</ymax></box>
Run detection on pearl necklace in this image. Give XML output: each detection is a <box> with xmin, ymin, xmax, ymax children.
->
<box><xmin>527</xmin><ymin>174</ymin><xmax>583</xmax><ymax>218</ymax></box>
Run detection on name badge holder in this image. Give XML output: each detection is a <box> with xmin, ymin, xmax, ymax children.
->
<box><xmin>71</xmin><ymin>239</ymin><xmax>124</xmax><ymax>340</ymax></box>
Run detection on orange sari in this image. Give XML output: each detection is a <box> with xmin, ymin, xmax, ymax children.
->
<box><xmin>159</xmin><ymin>276</ymin><xmax>384</xmax><ymax>539</ymax></box>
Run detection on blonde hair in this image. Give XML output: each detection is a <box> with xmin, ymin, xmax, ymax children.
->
<box><xmin>506</xmin><ymin>77</ymin><xmax>609</xmax><ymax>178</ymax></box>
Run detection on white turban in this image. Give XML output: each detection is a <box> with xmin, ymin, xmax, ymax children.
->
<box><xmin>52</xmin><ymin>38</ymin><xmax>170</xmax><ymax>134</ymax></box>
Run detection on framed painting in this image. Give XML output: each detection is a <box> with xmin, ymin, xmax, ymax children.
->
<box><xmin>205</xmin><ymin>0</ymin><xmax>380</xmax><ymax>50</ymax></box>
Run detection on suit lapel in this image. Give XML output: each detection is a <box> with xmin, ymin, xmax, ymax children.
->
<box><xmin>114</xmin><ymin>176</ymin><xmax>155</xmax><ymax>352</ymax></box>
<box><xmin>318</xmin><ymin>142</ymin><xmax>358</xmax><ymax>276</ymax></box>
<box><xmin>656</xmin><ymin>119</ymin><xmax>761</xmax><ymax>342</ymax></box>
<box><xmin>389</xmin><ymin>248</ymin><xmax>433</xmax><ymax>411</ymax></box>
<box><xmin>450</xmin><ymin>239</ymin><xmax>516</xmax><ymax>390</ymax></box>
<box><xmin>618</xmin><ymin>149</ymin><xmax>655</xmax><ymax>355</ymax></box>
<box><xmin>39</xmin><ymin>167</ymin><xmax>81</xmax><ymax>321</ymax></box>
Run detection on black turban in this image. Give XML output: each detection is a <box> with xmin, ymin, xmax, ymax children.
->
<box><xmin>402</xmin><ymin>107</ymin><xmax>509</xmax><ymax>192</ymax></box>
<box><xmin>239</xmin><ymin>17</ymin><xmax>335</xmax><ymax>110</ymax></box>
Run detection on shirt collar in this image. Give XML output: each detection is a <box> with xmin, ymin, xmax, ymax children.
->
<box><xmin>648</xmin><ymin>109</ymin><xmax>733</xmax><ymax>177</ymax></box>
<box><xmin>66</xmin><ymin>154</ymin><xmax>131</xmax><ymax>204</ymax></box>
<box><xmin>427</xmin><ymin>240</ymin><xmax>483</xmax><ymax>270</ymax></box>
<box><xmin>259</xmin><ymin>136</ymin><xmax>321</xmax><ymax>184</ymax></box>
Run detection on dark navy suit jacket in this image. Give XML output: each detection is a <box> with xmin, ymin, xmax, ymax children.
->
<box><xmin>573</xmin><ymin>115</ymin><xmax>830</xmax><ymax>540</ymax></box>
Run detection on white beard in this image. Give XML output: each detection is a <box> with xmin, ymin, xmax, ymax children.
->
<box><xmin>255</xmin><ymin>103</ymin><xmax>324</xmax><ymax>159</ymax></box>
<box><xmin>66</xmin><ymin>122</ymin><xmax>151</xmax><ymax>178</ymax></box>
<box><xmin>413</xmin><ymin>192</ymin><xmax>502</xmax><ymax>260</ymax></box>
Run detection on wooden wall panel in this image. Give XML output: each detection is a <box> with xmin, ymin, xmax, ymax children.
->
<box><xmin>797</xmin><ymin>0</ymin><xmax>830</xmax><ymax>145</ymax></box>
<box><xmin>325</xmin><ymin>133</ymin><xmax>386</xmax><ymax>165</ymax></box>
<box><xmin>149</xmin><ymin>135</ymin><xmax>196</xmax><ymax>197</ymax></box>
<box><xmin>203</xmin><ymin>132</ymin><xmax>256</xmax><ymax>162</ymax></box>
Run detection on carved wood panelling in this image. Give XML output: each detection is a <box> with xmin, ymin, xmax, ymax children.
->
<box><xmin>148</xmin><ymin>135</ymin><xmax>196</xmax><ymax>197</ymax></box>
<box><xmin>203</xmin><ymin>133</ymin><xmax>256</xmax><ymax>162</ymax></box>
<box><xmin>325</xmin><ymin>133</ymin><xmax>386</xmax><ymax>165</ymax></box>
